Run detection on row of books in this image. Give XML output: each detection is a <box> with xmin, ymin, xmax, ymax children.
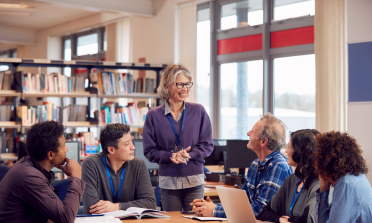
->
<box><xmin>0</xmin><ymin>131</ymin><xmax>14</xmax><ymax>154</ymax></box>
<box><xmin>94</xmin><ymin>102</ymin><xmax>149</xmax><ymax>126</ymax></box>
<box><xmin>90</xmin><ymin>72</ymin><xmax>156</xmax><ymax>95</ymax></box>
<box><xmin>0</xmin><ymin>105</ymin><xmax>12</xmax><ymax>121</ymax></box>
<box><xmin>17</xmin><ymin>103</ymin><xmax>86</xmax><ymax>126</ymax></box>
<box><xmin>22</xmin><ymin>73</ymin><xmax>87</xmax><ymax>94</ymax></box>
<box><xmin>0</xmin><ymin>71</ymin><xmax>13</xmax><ymax>91</ymax></box>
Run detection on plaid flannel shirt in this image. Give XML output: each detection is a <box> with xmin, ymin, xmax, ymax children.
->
<box><xmin>213</xmin><ymin>150</ymin><xmax>293</xmax><ymax>219</ymax></box>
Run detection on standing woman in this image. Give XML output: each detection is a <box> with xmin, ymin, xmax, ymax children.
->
<box><xmin>261</xmin><ymin>129</ymin><xmax>320</xmax><ymax>223</ymax></box>
<box><xmin>143</xmin><ymin>64</ymin><xmax>213</xmax><ymax>211</ymax></box>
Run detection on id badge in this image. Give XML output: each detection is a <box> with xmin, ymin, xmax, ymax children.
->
<box><xmin>172</xmin><ymin>144</ymin><xmax>183</xmax><ymax>153</ymax></box>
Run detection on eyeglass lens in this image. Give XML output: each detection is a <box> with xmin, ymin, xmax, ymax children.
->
<box><xmin>176</xmin><ymin>82</ymin><xmax>193</xmax><ymax>89</ymax></box>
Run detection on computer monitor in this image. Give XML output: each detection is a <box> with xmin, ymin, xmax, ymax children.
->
<box><xmin>52</xmin><ymin>141</ymin><xmax>81</xmax><ymax>173</ymax></box>
<box><xmin>225</xmin><ymin>140</ymin><xmax>258</xmax><ymax>175</ymax></box>
<box><xmin>133</xmin><ymin>139</ymin><xmax>159</xmax><ymax>170</ymax></box>
<box><xmin>204</xmin><ymin>139</ymin><xmax>228</xmax><ymax>166</ymax></box>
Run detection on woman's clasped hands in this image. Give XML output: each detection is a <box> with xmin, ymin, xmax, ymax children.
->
<box><xmin>170</xmin><ymin>146</ymin><xmax>191</xmax><ymax>164</ymax></box>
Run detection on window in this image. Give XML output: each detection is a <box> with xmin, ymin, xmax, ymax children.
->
<box><xmin>274</xmin><ymin>0</ymin><xmax>315</xmax><ymax>21</ymax></box>
<box><xmin>220</xmin><ymin>0</ymin><xmax>263</xmax><ymax>30</ymax></box>
<box><xmin>62</xmin><ymin>27</ymin><xmax>106</xmax><ymax>76</ymax></box>
<box><xmin>274</xmin><ymin>54</ymin><xmax>315</xmax><ymax>132</ymax></box>
<box><xmin>64</xmin><ymin>39</ymin><xmax>71</xmax><ymax>77</ymax></box>
<box><xmin>0</xmin><ymin>49</ymin><xmax>17</xmax><ymax>71</ymax></box>
<box><xmin>196</xmin><ymin>7</ymin><xmax>211</xmax><ymax>115</ymax></box>
<box><xmin>104</xmin><ymin>30</ymin><xmax>107</xmax><ymax>51</ymax></box>
<box><xmin>197</xmin><ymin>1</ymin><xmax>315</xmax><ymax>139</ymax></box>
<box><xmin>220</xmin><ymin>60</ymin><xmax>263</xmax><ymax>139</ymax></box>
<box><xmin>77</xmin><ymin>33</ymin><xmax>98</xmax><ymax>56</ymax></box>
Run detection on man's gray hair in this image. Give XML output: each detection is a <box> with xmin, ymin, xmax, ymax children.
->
<box><xmin>157</xmin><ymin>64</ymin><xmax>193</xmax><ymax>100</ymax></box>
<box><xmin>258</xmin><ymin>112</ymin><xmax>287</xmax><ymax>151</ymax></box>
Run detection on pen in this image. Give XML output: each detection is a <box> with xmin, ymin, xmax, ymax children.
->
<box><xmin>71</xmin><ymin>155</ymin><xmax>75</xmax><ymax>160</ymax></box>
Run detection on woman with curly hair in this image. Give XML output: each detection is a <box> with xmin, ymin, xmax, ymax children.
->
<box><xmin>261</xmin><ymin>129</ymin><xmax>320</xmax><ymax>223</ymax></box>
<box><xmin>314</xmin><ymin>131</ymin><xmax>372</xmax><ymax>223</ymax></box>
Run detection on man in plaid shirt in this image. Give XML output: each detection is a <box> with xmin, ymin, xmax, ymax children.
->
<box><xmin>191</xmin><ymin>113</ymin><xmax>293</xmax><ymax>219</ymax></box>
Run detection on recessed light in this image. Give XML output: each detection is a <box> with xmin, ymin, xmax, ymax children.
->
<box><xmin>0</xmin><ymin>3</ymin><xmax>34</xmax><ymax>9</ymax></box>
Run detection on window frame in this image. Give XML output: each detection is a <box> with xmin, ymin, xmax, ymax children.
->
<box><xmin>197</xmin><ymin>0</ymin><xmax>315</xmax><ymax>138</ymax></box>
<box><xmin>61</xmin><ymin>27</ymin><xmax>106</xmax><ymax>76</ymax></box>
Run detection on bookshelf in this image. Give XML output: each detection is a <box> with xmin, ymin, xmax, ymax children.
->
<box><xmin>0</xmin><ymin>58</ymin><xmax>165</xmax><ymax>152</ymax></box>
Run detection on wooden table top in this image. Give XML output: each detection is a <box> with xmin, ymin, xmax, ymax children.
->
<box><xmin>204</xmin><ymin>181</ymin><xmax>239</xmax><ymax>197</ymax></box>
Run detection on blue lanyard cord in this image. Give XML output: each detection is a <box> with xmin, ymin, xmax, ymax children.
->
<box><xmin>103</xmin><ymin>156</ymin><xmax>125</xmax><ymax>203</ymax></box>
<box><xmin>167</xmin><ymin>103</ymin><xmax>187</xmax><ymax>146</ymax></box>
<box><xmin>290</xmin><ymin>180</ymin><xmax>304</xmax><ymax>216</ymax></box>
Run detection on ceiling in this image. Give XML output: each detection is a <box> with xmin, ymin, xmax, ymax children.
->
<box><xmin>0</xmin><ymin>0</ymin><xmax>158</xmax><ymax>31</ymax></box>
<box><xmin>0</xmin><ymin>0</ymin><xmax>98</xmax><ymax>30</ymax></box>
<box><xmin>0</xmin><ymin>0</ymin><xmax>157</xmax><ymax>46</ymax></box>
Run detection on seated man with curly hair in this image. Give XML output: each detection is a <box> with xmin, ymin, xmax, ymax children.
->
<box><xmin>0</xmin><ymin>121</ymin><xmax>85</xmax><ymax>223</ymax></box>
<box><xmin>314</xmin><ymin>131</ymin><xmax>372</xmax><ymax>223</ymax></box>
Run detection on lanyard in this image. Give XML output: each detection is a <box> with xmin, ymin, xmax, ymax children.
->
<box><xmin>167</xmin><ymin>103</ymin><xmax>187</xmax><ymax>146</ymax></box>
<box><xmin>290</xmin><ymin>180</ymin><xmax>304</xmax><ymax>216</ymax></box>
<box><xmin>103</xmin><ymin>156</ymin><xmax>125</xmax><ymax>203</ymax></box>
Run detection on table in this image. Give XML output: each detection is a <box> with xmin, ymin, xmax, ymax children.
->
<box><xmin>0</xmin><ymin>153</ymin><xmax>17</xmax><ymax>161</ymax></box>
<box><xmin>119</xmin><ymin>211</ymin><xmax>269</xmax><ymax>222</ymax></box>
<box><xmin>204</xmin><ymin>181</ymin><xmax>239</xmax><ymax>197</ymax></box>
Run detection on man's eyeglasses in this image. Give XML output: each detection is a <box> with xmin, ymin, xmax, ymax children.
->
<box><xmin>172</xmin><ymin>82</ymin><xmax>193</xmax><ymax>89</ymax></box>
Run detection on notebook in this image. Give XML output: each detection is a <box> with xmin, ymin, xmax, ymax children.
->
<box><xmin>215</xmin><ymin>186</ymin><xmax>257</xmax><ymax>223</ymax></box>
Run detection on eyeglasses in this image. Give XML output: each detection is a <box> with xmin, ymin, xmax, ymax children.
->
<box><xmin>172</xmin><ymin>82</ymin><xmax>193</xmax><ymax>89</ymax></box>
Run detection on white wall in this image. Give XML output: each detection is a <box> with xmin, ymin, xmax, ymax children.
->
<box><xmin>347</xmin><ymin>0</ymin><xmax>372</xmax><ymax>44</ymax></box>
<box><xmin>347</xmin><ymin>0</ymin><xmax>372</xmax><ymax>184</ymax></box>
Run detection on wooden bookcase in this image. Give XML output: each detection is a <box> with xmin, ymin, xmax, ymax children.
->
<box><xmin>0</xmin><ymin>58</ymin><xmax>165</xmax><ymax>147</ymax></box>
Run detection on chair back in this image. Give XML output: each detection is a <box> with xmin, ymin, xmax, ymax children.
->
<box><xmin>0</xmin><ymin>165</ymin><xmax>10</xmax><ymax>182</ymax></box>
<box><xmin>53</xmin><ymin>179</ymin><xmax>70</xmax><ymax>201</ymax></box>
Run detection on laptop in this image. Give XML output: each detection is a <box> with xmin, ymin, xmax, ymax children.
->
<box><xmin>215</xmin><ymin>186</ymin><xmax>257</xmax><ymax>223</ymax></box>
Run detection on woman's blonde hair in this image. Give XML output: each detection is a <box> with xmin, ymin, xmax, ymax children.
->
<box><xmin>157</xmin><ymin>64</ymin><xmax>193</xmax><ymax>99</ymax></box>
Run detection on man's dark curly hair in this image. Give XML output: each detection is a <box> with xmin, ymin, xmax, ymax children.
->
<box><xmin>100</xmin><ymin>123</ymin><xmax>130</xmax><ymax>155</ymax></box>
<box><xmin>315</xmin><ymin>131</ymin><xmax>368</xmax><ymax>182</ymax></box>
<box><xmin>26</xmin><ymin>121</ymin><xmax>65</xmax><ymax>161</ymax></box>
<box><xmin>290</xmin><ymin>129</ymin><xmax>320</xmax><ymax>189</ymax></box>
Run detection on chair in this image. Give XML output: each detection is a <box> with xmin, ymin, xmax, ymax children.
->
<box><xmin>0</xmin><ymin>164</ymin><xmax>10</xmax><ymax>182</ymax></box>
<box><xmin>53</xmin><ymin>179</ymin><xmax>70</xmax><ymax>201</ymax></box>
<box><xmin>53</xmin><ymin>179</ymin><xmax>84</xmax><ymax>213</ymax></box>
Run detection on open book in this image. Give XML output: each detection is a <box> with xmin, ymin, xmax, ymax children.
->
<box><xmin>183</xmin><ymin>215</ymin><xmax>228</xmax><ymax>221</ymax></box>
<box><xmin>103</xmin><ymin>207</ymin><xmax>170</xmax><ymax>219</ymax></box>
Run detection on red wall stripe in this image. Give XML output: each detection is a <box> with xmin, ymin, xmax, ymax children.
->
<box><xmin>218</xmin><ymin>34</ymin><xmax>262</xmax><ymax>55</ymax></box>
<box><xmin>271</xmin><ymin>26</ymin><xmax>314</xmax><ymax>48</ymax></box>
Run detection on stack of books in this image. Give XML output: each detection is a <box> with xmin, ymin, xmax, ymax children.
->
<box><xmin>0</xmin><ymin>105</ymin><xmax>12</xmax><ymax>121</ymax></box>
<box><xmin>17</xmin><ymin>102</ymin><xmax>64</xmax><ymax>125</ymax></box>
<box><xmin>0</xmin><ymin>71</ymin><xmax>13</xmax><ymax>91</ymax></box>
<box><xmin>90</xmin><ymin>72</ymin><xmax>156</xmax><ymax>95</ymax></box>
<box><xmin>65</xmin><ymin>104</ymin><xmax>87</xmax><ymax>122</ymax></box>
<box><xmin>22</xmin><ymin>72</ymin><xmax>86</xmax><ymax>94</ymax></box>
<box><xmin>17</xmin><ymin>103</ymin><xmax>87</xmax><ymax>126</ymax></box>
<box><xmin>82</xmin><ymin>132</ymin><xmax>97</xmax><ymax>155</ymax></box>
<box><xmin>0</xmin><ymin>131</ymin><xmax>14</xmax><ymax>153</ymax></box>
<box><xmin>94</xmin><ymin>102</ymin><xmax>149</xmax><ymax>126</ymax></box>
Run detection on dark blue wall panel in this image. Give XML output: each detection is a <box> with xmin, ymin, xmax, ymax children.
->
<box><xmin>349</xmin><ymin>41</ymin><xmax>372</xmax><ymax>102</ymax></box>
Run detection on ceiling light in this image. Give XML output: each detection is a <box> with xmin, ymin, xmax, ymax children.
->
<box><xmin>0</xmin><ymin>11</ymin><xmax>32</xmax><ymax>16</ymax></box>
<box><xmin>0</xmin><ymin>3</ymin><xmax>34</xmax><ymax>9</ymax></box>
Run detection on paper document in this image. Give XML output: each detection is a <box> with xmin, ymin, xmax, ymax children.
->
<box><xmin>75</xmin><ymin>216</ymin><xmax>121</xmax><ymax>223</ymax></box>
<box><xmin>183</xmin><ymin>215</ymin><xmax>228</xmax><ymax>221</ymax></box>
